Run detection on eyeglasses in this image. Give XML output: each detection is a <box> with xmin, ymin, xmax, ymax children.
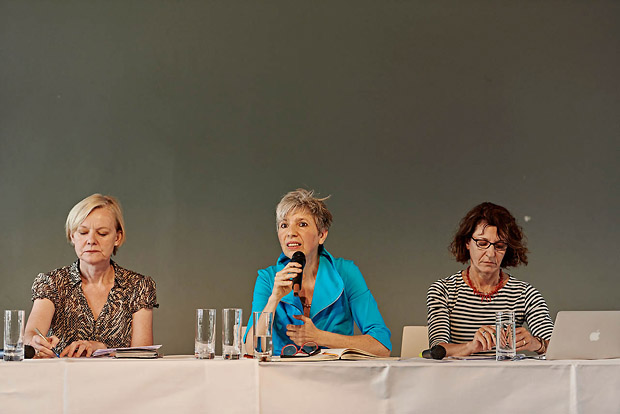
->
<box><xmin>471</xmin><ymin>237</ymin><xmax>508</xmax><ymax>252</ymax></box>
<box><xmin>281</xmin><ymin>341</ymin><xmax>320</xmax><ymax>358</ymax></box>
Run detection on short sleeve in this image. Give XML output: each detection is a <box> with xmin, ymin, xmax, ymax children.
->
<box><xmin>130</xmin><ymin>276</ymin><xmax>159</xmax><ymax>313</ymax></box>
<box><xmin>31</xmin><ymin>273</ymin><xmax>59</xmax><ymax>306</ymax></box>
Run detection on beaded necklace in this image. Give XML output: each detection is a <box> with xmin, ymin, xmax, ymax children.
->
<box><xmin>464</xmin><ymin>266</ymin><xmax>505</xmax><ymax>302</ymax></box>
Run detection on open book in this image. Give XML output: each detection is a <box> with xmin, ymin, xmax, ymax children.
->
<box><xmin>277</xmin><ymin>348</ymin><xmax>395</xmax><ymax>361</ymax></box>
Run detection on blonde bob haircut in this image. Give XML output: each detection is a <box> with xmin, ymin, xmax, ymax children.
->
<box><xmin>65</xmin><ymin>194</ymin><xmax>126</xmax><ymax>255</ymax></box>
<box><xmin>276</xmin><ymin>188</ymin><xmax>333</xmax><ymax>234</ymax></box>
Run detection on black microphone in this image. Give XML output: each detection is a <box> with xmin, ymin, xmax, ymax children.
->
<box><xmin>290</xmin><ymin>251</ymin><xmax>306</xmax><ymax>297</ymax></box>
<box><xmin>420</xmin><ymin>345</ymin><xmax>446</xmax><ymax>360</ymax></box>
<box><xmin>25</xmin><ymin>345</ymin><xmax>36</xmax><ymax>359</ymax></box>
<box><xmin>0</xmin><ymin>345</ymin><xmax>36</xmax><ymax>359</ymax></box>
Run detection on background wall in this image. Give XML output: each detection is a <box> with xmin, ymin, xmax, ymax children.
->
<box><xmin>1</xmin><ymin>1</ymin><xmax>618</xmax><ymax>356</ymax></box>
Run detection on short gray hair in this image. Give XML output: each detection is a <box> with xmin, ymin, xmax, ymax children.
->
<box><xmin>65</xmin><ymin>194</ymin><xmax>125</xmax><ymax>255</ymax></box>
<box><xmin>276</xmin><ymin>189</ymin><xmax>333</xmax><ymax>233</ymax></box>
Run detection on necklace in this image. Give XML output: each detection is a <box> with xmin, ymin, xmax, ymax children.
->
<box><xmin>464</xmin><ymin>266</ymin><xmax>505</xmax><ymax>302</ymax></box>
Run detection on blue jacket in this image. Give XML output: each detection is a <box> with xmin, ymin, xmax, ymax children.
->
<box><xmin>245</xmin><ymin>248</ymin><xmax>392</xmax><ymax>355</ymax></box>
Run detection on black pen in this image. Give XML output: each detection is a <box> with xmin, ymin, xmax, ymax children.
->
<box><xmin>34</xmin><ymin>328</ymin><xmax>60</xmax><ymax>358</ymax></box>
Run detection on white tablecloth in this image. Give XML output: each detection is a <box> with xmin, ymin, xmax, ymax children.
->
<box><xmin>1</xmin><ymin>356</ymin><xmax>619</xmax><ymax>414</ymax></box>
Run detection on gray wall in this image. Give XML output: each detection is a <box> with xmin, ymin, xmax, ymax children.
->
<box><xmin>1</xmin><ymin>1</ymin><xmax>618</xmax><ymax>356</ymax></box>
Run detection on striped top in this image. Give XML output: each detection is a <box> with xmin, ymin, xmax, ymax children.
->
<box><xmin>427</xmin><ymin>271</ymin><xmax>553</xmax><ymax>354</ymax></box>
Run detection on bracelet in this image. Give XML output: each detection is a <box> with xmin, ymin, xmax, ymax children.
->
<box><xmin>534</xmin><ymin>336</ymin><xmax>546</xmax><ymax>354</ymax></box>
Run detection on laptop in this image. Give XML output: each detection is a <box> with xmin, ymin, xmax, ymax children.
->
<box><xmin>546</xmin><ymin>311</ymin><xmax>620</xmax><ymax>360</ymax></box>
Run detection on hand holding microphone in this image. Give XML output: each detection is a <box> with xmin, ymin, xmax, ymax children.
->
<box><xmin>272</xmin><ymin>252</ymin><xmax>305</xmax><ymax>300</ymax></box>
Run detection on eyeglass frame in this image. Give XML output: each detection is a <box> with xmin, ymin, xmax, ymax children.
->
<box><xmin>470</xmin><ymin>237</ymin><xmax>509</xmax><ymax>252</ymax></box>
<box><xmin>280</xmin><ymin>341</ymin><xmax>320</xmax><ymax>358</ymax></box>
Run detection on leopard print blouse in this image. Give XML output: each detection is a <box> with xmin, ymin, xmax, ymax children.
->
<box><xmin>31</xmin><ymin>260</ymin><xmax>158</xmax><ymax>354</ymax></box>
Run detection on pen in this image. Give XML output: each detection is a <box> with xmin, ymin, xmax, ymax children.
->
<box><xmin>34</xmin><ymin>328</ymin><xmax>60</xmax><ymax>358</ymax></box>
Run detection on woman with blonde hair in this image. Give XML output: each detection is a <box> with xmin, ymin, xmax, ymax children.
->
<box><xmin>25</xmin><ymin>194</ymin><xmax>158</xmax><ymax>357</ymax></box>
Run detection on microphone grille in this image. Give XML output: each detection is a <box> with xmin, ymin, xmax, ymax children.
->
<box><xmin>291</xmin><ymin>251</ymin><xmax>306</xmax><ymax>266</ymax></box>
<box><xmin>430</xmin><ymin>345</ymin><xmax>446</xmax><ymax>360</ymax></box>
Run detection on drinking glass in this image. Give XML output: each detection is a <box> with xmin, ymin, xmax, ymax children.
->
<box><xmin>222</xmin><ymin>308</ymin><xmax>242</xmax><ymax>360</ymax></box>
<box><xmin>195</xmin><ymin>309</ymin><xmax>216</xmax><ymax>359</ymax></box>
<box><xmin>496</xmin><ymin>311</ymin><xmax>516</xmax><ymax>361</ymax></box>
<box><xmin>4</xmin><ymin>310</ymin><xmax>25</xmax><ymax>362</ymax></box>
<box><xmin>253</xmin><ymin>311</ymin><xmax>273</xmax><ymax>362</ymax></box>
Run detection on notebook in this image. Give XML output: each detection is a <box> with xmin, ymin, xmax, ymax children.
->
<box><xmin>546</xmin><ymin>311</ymin><xmax>620</xmax><ymax>360</ymax></box>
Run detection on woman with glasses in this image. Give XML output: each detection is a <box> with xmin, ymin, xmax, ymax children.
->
<box><xmin>426</xmin><ymin>202</ymin><xmax>553</xmax><ymax>357</ymax></box>
<box><xmin>244</xmin><ymin>189</ymin><xmax>391</xmax><ymax>357</ymax></box>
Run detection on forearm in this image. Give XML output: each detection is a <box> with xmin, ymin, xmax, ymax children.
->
<box><xmin>24</xmin><ymin>298</ymin><xmax>54</xmax><ymax>346</ymax></box>
<box><xmin>131</xmin><ymin>308</ymin><xmax>154</xmax><ymax>346</ymax></box>
<box><xmin>24</xmin><ymin>329</ymin><xmax>37</xmax><ymax>347</ymax></box>
<box><xmin>317</xmin><ymin>331</ymin><xmax>390</xmax><ymax>357</ymax></box>
<box><xmin>439</xmin><ymin>342</ymin><xmax>475</xmax><ymax>357</ymax></box>
<box><xmin>262</xmin><ymin>294</ymin><xmax>282</xmax><ymax>315</ymax></box>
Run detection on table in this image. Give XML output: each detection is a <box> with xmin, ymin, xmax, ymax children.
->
<box><xmin>1</xmin><ymin>356</ymin><xmax>619</xmax><ymax>414</ymax></box>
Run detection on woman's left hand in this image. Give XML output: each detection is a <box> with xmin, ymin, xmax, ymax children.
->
<box><xmin>286</xmin><ymin>315</ymin><xmax>323</xmax><ymax>346</ymax></box>
<box><xmin>515</xmin><ymin>327</ymin><xmax>541</xmax><ymax>352</ymax></box>
<box><xmin>59</xmin><ymin>340</ymin><xmax>107</xmax><ymax>358</ymax></box>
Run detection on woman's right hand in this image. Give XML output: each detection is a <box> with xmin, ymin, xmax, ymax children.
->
<box><xmin>271</xmin><ymin>262</ymin><xmax>302</xmax><ymax>301</ymax></box>
<box><xmin>469</xmin><ymin>325</ymin><xmax>496</xmax><ymax>354</ymax></box>
<box><xmin>30</xmin><ymin>334</ymin><xmax>59</xmax><ymax>358</ymax></box>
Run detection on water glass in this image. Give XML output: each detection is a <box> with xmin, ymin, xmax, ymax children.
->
<box><xmin>253</xmin><ymin>311</ymin><xmax>273</xmax><ymax>362</ymax></box>
<box><xmin>4</xmin><ymin>310</ymin><xmax>25</xmax><ymax>362</ymax></box>
<box><xmin>496</xmin><ymin>311</ymin><xmax>516</xmax><ymax>361</ymax></box>
<box><xmin>195</xmin><ymin>308</ymin><xmax>216</xmax><ymax>359</ymax></box>
<box><xmin>222</xmin><ymin>308</ymin><xmax>242</xmax><ymax>360</ymax></box>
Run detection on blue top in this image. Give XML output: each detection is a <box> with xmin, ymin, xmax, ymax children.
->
<box><xmin>245</xmin><ymin>247</ymin><xmax>392</xmax><ymax>355</ymax></box>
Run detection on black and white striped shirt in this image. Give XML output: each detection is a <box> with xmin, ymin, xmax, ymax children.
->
<box><xmin>427</xmin><ymin>271</ymin><xmax>553</xmax><ymax>353</ymax></box>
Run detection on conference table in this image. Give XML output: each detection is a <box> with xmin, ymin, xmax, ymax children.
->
<box><xmin>1</xmin><ymin>356</ymin><xmax>619</xmax><ymax>414</ymax></box>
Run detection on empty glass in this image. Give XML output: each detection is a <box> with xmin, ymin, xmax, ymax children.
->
<box><xmin>195</xmin><ymin>309</ymin><xmax>216</xmax><ymax>359</ymax></box>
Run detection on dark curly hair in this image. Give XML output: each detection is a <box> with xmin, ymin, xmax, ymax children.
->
<box><xmin>450</xmin><ymin>202</ymin><xmax>528</xmax><ymax>268</ymax></box>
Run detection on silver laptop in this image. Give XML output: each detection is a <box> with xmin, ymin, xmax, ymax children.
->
<box><xmin>546</xmin><ymin>311</ymin><xmax>620</xmax><ymax>360</ymax></box>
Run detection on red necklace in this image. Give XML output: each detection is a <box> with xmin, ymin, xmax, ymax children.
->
<box><xmin>464</xmin><ymin>266</ymin><xmax>505</xmax><ymax>302</ymax></box>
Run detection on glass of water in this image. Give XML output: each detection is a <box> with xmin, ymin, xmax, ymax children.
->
<box><xmin>195</xmin><ymin>309</ymin><xmax>216</xmax><ymax>359</ymax></box>
<box><xmin>4</xmin><ymin>310</ymin><xmax>25</xmax><ymax>362</ymax></box>
<box><xmin>253</xmin><ymin>311</ymin><xmax>273</xmax><ymax>362</ymax></box>
<box><xmin>222</xmin><ymin>308</ymin><xmax>242</xmax><ymax>360</ymax></box>
<box><xmin>496</xmin><ymin>311</ymin><xmax>516</xmax><ymax>361</ymax></box>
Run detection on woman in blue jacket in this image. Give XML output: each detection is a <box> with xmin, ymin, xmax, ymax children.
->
<box><xmin>244</xmin><ymin>189</ymin><xmax>391</xmax><ymax>356</ymax></box>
